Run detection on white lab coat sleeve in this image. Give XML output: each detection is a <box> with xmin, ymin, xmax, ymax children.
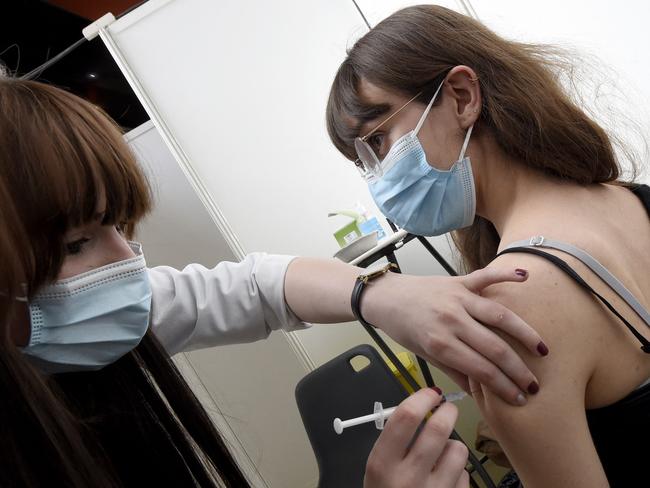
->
<box><xmin>147</xmin><ymin>253</ymin><xmax>311</xmax><ymax>356</ymax></box>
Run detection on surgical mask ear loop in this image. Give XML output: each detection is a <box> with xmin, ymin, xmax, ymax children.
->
<box><xmin>0</xmin><ymin>293</ymin><xmax>28</xmax><ymax>302</ymax></box>
<box><xmin>1</xmin><ymin>283</ymin><xmax>29</xmax><ymax>302</ymax></box>
<box><xmin>410</xmin><ymin>74</ymin><xmax>474</xmax><ymax>162</ymax></box>
<box><xmin>458</xmin><ymin>124</ymin><xmax>474</xmax><ymax>161</ymax></box>
<box><xmin>413</xmin><ymin>79</ymin><xmax>446</xmax><ymax>136</ymax></box>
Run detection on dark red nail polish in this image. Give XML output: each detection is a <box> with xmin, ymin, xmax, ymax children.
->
<box><xmin>527</xmin><ymin>381</ymin><xmax>540</xmax><ymax>395</ymax></box>
<box><xmin>515</xmin><ymin>268</ymin><xmax>528</xmax><ymax>278</ymax></box>
<box><xmin>537</xmin><ymin>341</ymin><xmax>549</xmax><ymax>356</ymax></box>
<box><xmin>431</xmin><ymin>386</ymin><xmax>443</xmax><ymax>395</ymax></box>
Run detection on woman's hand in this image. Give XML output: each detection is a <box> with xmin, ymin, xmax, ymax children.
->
<box><xmin>284</xmin><ymin>258</ymin><xmax>548</xmax><ymax>407</ymax></box>
<box><xmin>365</xmin><ymin>388</ymin><xmax>469</xmax><ymax>488</ymax></box>
<box><xmin>362</xmin><ymin>267</ymin><xmax>548</xmax><ymax>406</ymax></box>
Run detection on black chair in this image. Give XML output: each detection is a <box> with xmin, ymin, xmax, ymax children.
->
<box><xmin>295</xmin><ymin>344</ymin><xmax>409</xmax><ymax>488</ymax></box>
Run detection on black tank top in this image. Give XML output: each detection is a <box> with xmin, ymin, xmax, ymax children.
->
<box><xmin>497</xmin><ymin>184</ymin><xmax>650</xmax><ymax>487</ymax></box>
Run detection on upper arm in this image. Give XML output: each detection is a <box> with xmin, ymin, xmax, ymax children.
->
<box><xmin>472</xmin><ymin>253</ymin><xmax>609</xmax><ymax>488</ymax></box>
<box><xmin>148</xmin><ymin>253</ymin><xmax>307</xmax><ymax>354</ymax></box>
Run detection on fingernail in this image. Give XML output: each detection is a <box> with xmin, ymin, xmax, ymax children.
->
<box><xmin>515</xmin><ymin>268</ymin><xmax>528</xmax><ymax>278</ymax></box>
<box><xmin>537</xmin><ymin>341</ymin><xmax>549</xmax><ymax>356</ymax></box>
<box><xmin>527</xmin><ymin>381</ymin><xmax>540</xmax><ymax>395</ymax></box>
<box><xmin>431</xmin><ymin>386</ymin><xmax>443</xmax><ymax>395</ymax></box>
<box><xmin>516</xmin><ymin>393</ymin><xmax>527</xmax><ymax>406</ymax></box>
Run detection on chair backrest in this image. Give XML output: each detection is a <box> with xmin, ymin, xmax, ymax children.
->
<box><xmin>295</xmin><ymin>344</ymin><xmax>408</xmax><ymax>488</ymax></box>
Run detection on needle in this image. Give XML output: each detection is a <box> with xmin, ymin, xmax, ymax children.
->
<box><xmin>333</xmin><ymin>391</ymin><xmax>467</xmax><ymax>434</ymax></box>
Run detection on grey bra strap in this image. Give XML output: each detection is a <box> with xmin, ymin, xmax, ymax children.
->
<box><xmin>503</xmin><ymin>236</ymin><xmax>650</xmax><ymax>328</ymax></box>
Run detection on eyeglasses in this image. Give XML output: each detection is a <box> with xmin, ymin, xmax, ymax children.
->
<box><xmin>354</xmin><ymin>77</ymin><xmax>446</xmax><ymax>179</ymax></box>
<box><xmin>353</xmin><ymin>91</ymin><xmax>422</xmax><ymax>179</ymax></box>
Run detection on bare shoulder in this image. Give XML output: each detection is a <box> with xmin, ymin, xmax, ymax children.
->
<box><xmin>470</xmin><ymin>251</ymin><xmax>611</xmax><ymax>488</ymax></box>
<box><xmin>480</xmin><ymin>251</ymin><xmax>602</xmax><ymax>380</ymax></box>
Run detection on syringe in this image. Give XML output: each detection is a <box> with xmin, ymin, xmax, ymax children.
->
<box><xmin>333</xmin><ymin>391</ymin><xmax>467</xmax><ymax>435</ymax></box>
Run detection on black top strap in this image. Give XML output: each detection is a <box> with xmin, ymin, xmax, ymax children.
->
<box><xmin>630</xmin><ymin>184</ymin><xmax>650</xmax><ymax>216</ymax></box>
<box><xmin>497</xmin><ymin>247</ymin><xmax>650</xmax><ymax>354</ymax></box>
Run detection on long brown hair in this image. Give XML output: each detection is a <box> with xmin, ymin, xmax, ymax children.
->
<box><xmin>326</xmin><ymin>4</ymin><xmax>637</xmax><ymax>271</ymax></box>
<box><xmin>0</xmin><ymin>77</ymin><xmax>248</xmax><ymax>486</ymax></box>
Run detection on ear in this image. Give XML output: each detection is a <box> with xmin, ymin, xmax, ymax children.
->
<box><xmin>444</xmin><ymin>65</ymin><xmax>481</xmax><ymax>128</ymax></box>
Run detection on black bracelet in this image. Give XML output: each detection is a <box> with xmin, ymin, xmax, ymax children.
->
<box><xmin>350</xmin><ymin>263</ymin><xmax>398</xmax><ymax>326</ymax></box>
<box><xmin>350</xmin><ymin>277</ymin><xmax>369</xmax><ymax>325</ymax></box>
<box><xmin>350</xmin><ymin>264</ymin><xmax>496</xmax><ymax>487</ymax></box>
<box><xmin>349</xmin><ymin>263</ymin><xmax>422</xmax><ymax>392</ymax></box>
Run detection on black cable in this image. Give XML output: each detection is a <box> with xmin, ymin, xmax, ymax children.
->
<box><xmin>351</xmin><ymin>0</ymin><xmax>372</xmax><ymax>30</ymax></box>
<box><xmin>386</xmin><ymin>219</ymin><xmax>400</xmax><ymax>233</ymax></box>
<box><xmin>381</xmin><ymin>251</ymin><xmax>436</xmax><ymax>388</ymax></box>
<box><xmin>416</xmin><ymin>235</ymin><xmax>458</xmax><ymax>276</ymax></box>
<box><xmin>371</xmin><ymin>230</ymin><xmax>449</xmax><ymax>387</ymax></box>
<box><xmin>384</xmin><ymin>219</ymin><xmax>458</xmax><ymax>276</ymax></box>
<box><xmin>416</xmin><ymin>356</ymin><xmax>436</xmax><ymax>387</ymax></box>
<box><xmin>352</xmin><ymin>221</ymin><xmax>495</xmax><ymax>486</ymax></box>
<box><xmin>20</xmin><ymin>37</ymin><xmax>87</xmax><ymax>80</ymax></box>
<box><xmin>117</xmin><ymin>1</ymin><xmax>148</xmax><ymax>19</ymax></box>
<box><xmin>467</xmin><ymin>455</ymin><xmax>489</xmax><ymax>473</ymax></box>
<box><xmin>353</xmin><ymin>219</ymin><xmax>496</xmax><ymax>486</ymax></box>
<box><xmin>352</xmin><ymin>279</ymin><xmax>496</xmax><ymax>488</ymax></box>
<box><xmin>358</xmin><ymin>320</ymin><xmax>497</xmax><ymax>488</ymax></box>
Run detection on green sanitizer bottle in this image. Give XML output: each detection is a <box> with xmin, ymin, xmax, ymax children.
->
<box><xmin>329</xmin><ymin>203</ymin><xmax>387</xmax><ymax>248</ymax></box>
<box><xmin>355</xmin><ymin>203</ymin><xmax>386</xmax><ymax>240</ymax></box>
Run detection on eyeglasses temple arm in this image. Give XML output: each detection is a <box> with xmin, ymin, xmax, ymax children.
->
<box><xmin>362</xmin><ymin>91</ymin><xmax>423</xmax><ymax>140</ymax></box>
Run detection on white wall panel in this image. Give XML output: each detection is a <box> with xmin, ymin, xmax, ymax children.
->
<box><xmin>126</xmin><ymin>121</ymin><xmax>318</xmax><ymax>487</ymax></box>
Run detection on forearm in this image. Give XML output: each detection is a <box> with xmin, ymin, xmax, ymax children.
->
<box><xmin>284</xmin><ymin>257</ymin><xmax>364</xmax><ymax>323</ymax></box>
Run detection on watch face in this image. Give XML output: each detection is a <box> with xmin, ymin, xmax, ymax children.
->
<box><xmin>364</xmin><ymin>263</ymin><xmax>398</xmax><ymax>279</ymax></box>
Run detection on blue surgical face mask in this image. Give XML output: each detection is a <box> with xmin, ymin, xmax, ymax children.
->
<box><xmin>22</xmin><ymin>242</ymin><xmax>152</xmax><ymax>374</ymax></box>
<box><xmin>367</xmin><ymin>81</ymin><xmax>476</xmax><ymax>236</ymax></box>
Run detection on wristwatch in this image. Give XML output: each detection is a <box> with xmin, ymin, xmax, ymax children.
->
<box><xmin>350</xmin><ymin>262</ymin><xmax>398</xmax><ymax>326</ymax></box>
